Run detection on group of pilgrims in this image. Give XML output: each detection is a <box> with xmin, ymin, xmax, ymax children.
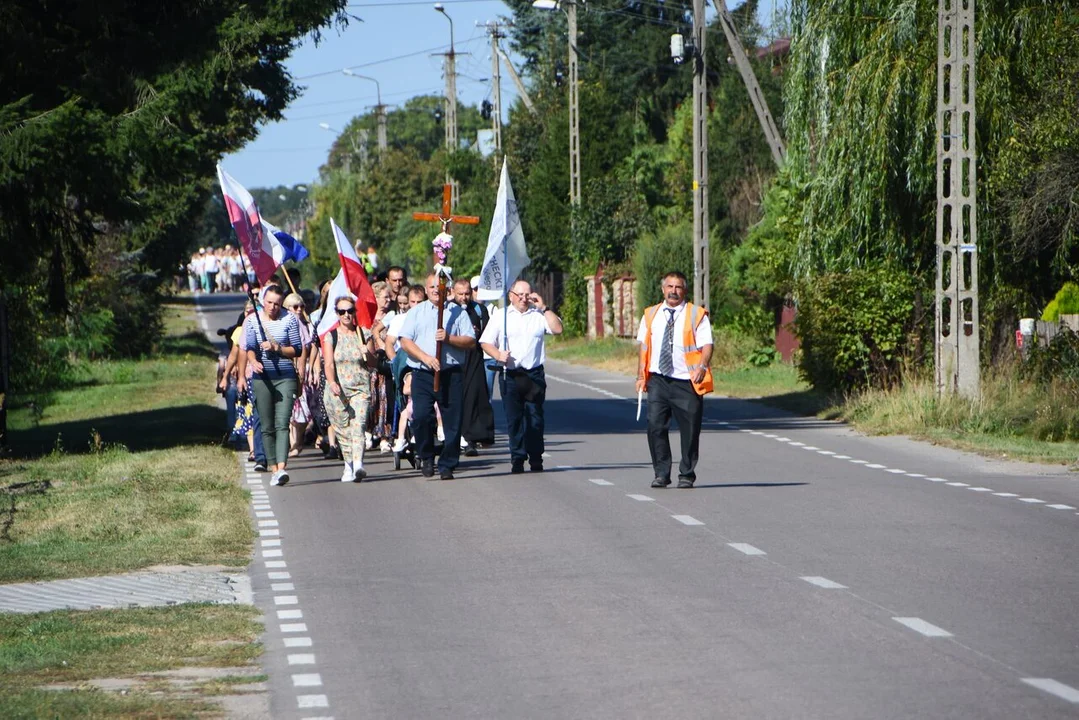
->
<box><xmin>217</xmin><ymin>260</ymin><xmax>563</xmax><ymax>485</ymax></box>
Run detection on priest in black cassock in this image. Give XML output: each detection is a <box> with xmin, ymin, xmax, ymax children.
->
<box><xmin>453</xmin><ymin>278</ymin><xmax>495</xmax><ymax>455</ymax></box>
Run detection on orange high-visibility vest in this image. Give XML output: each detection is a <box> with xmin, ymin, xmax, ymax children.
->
<box><xmin>641</xmin><ymin>303</ymin><xmax>714</xmax><ymax>396</ymax></box>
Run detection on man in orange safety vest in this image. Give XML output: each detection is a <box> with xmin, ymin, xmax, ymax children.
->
<box><xmin>635</xmin><ymin>271</ymin><xmax>714</xmax><ymax>489</ymax></box>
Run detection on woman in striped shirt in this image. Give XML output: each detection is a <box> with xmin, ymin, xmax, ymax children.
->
<box><xmin>245</xmin><ymin>285</ymin><xmax>303</xmax><ymax>486</ymax></box>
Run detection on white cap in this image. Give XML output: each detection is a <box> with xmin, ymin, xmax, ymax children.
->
<box><xmin>199</xmin><ymin>247</ymin><xmax>206</xmax><ymax>253</ymax></box>
<box><xmin>470</xmin><ymin>275</ymin><xmax>480</xmax><ymax>290</ymax></box>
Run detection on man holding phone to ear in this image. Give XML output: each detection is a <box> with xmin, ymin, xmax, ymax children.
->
<box><xmin>480</xmin><ymin>280</ymin><xmax>563</xmax><ymax>474</ymax></box>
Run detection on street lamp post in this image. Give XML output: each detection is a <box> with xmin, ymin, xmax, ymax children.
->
<box><xmin>533</xmin><ymin>0</ymin><xmax>581</xmax><ymax>207</ymax></box>
<box><xmin>342</xmin><ymin>69</ymin><xmax>387</xmax><ymax>155</ymax></box>
<box><xmin>435</xmin><ymin>3</ymin><xmax>459</xmax><ymax>209</ymax></box>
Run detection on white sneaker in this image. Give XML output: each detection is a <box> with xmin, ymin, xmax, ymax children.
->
<box><xmin>353</xmin><ymin>464</ymin><xmax>367</xmax><ymax>482</ymax></box>
<box><xmin>460</xmin><ymin>436</ymin><xmax>469</xmax><ymax>449</ymax></box>
<box><xmin>379</xmin><ymin>439</ymin><xmax>391</xmax><ymax>453</ymax></box>
<box><xmin>271</xmin><ymin>470</ymin><xmax>289</xmax><ymax>486</ymax></box>
<box><xmin>392</xmin><ymin>438</ymin><xmax>407</xmax><ymax>453</ymax></box>
<box><xmin>364</xmin><ymin>432</ymin><xmax>374</xmax><ymax>450</ymax></box>
<box><xmin>436</xmin><ymin>426</ymin><xmax>445</xmax><ymax>443</ymax></box>
<box><xmin>270</xmin><ymin>471</ymin><xmax>282</xmax><ymax>486</ymax></box>
<box><xmin>341</xmin><ymin>461</ymin><xmax>353</xmax><ymax>483</ymax></box>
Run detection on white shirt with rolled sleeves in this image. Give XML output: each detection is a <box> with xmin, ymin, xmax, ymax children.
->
<box><xmin>386</xmin><ymin>311</ymin><xmax>408</xmax><ymax>351</ymax></box>
<box><xmin>635</xmin><ymin>302</ymin><xmax>713</xmax><ymax>381</ymax></box>
<box><xmin>479</xmin><ymin>306</ymin><xmax>554</xmax><ymax>371</ymax></box>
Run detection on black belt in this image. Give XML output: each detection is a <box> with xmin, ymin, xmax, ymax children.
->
<box><xmin>506</xmin><ymin>365</ymin><xmax>543</xmax><ymax>374</ymax></box>
<box><xmin>654</xmin><ymin>373</ymin><xmax>691</xmax><ymax>383</ymax></box>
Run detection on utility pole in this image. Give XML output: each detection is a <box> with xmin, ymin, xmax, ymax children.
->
<box><xmin>436</xmin><ymin>4</ymin><xmax>460</xmax><ymax>209</ymax></box>
<box><xmin>715</xmin><ymin>0</ymin><xmax>786</xmax><ymax>168</ymax></box>
<box><xmin>567</xmin><ymin>0</ymin><xmax>581</xmax><ymax>206</ymax></box>
<box><xmin>496</xmin><ymin>47</ymin><xmax>537</xmax><ymax>115</ymax></box>
<box><xmin>692</xmin><ymin>0</ymin><xmax>710</xmax><ymax>310</ymax></box>
<box><xmin>486</xmin><ymin>21</ymin><xmax>505</xmax><ymax>156</ymax></box>
<box><xmin>935</xmin><ymin>0</ymin><xmax>980</xmax><ymax>397</ymax></box>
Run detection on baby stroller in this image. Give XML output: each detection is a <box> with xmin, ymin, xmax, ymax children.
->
<box><xmin>390</xmin><ymin>353</ymin><xmax>444</xmax><ymax>470</ymax></box>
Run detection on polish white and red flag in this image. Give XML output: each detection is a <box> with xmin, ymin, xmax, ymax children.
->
<box><xmin>216</xmin><ymin>164</ymin><xmax>280</xmax><ymax>283</ymax></box>
<box><xmin>321</xmin><ymin>219</ymin><xmax>378</xmax><ymax>332</ymax></box>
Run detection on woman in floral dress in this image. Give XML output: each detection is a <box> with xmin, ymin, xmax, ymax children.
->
<box><xmin>322</xmin><ymin>296</ymin><xmax>376</xmax><ymax>482</ymax></box>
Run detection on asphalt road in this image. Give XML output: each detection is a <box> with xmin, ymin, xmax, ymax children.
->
<box><xmin>197</xmin><ymin>293</ymin><xmax>1079</xmax><ymax>719</ymax></box>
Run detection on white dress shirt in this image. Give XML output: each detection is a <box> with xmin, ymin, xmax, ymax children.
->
<box><xmin>480</xmin><ymin>306</ymin><xmax>554</xmax><ymax>370</ymax></box>
<box><xmin>635</xmin><ymin>302</ymin><xmax>713</xmax><ymax>380</ymax></box>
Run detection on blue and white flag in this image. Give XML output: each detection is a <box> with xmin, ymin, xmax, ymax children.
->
<box><xmin>261</xmin><ymin>219</ymin><xmax>309</xmax><ymax>264</ymax></box>
<box><xmin>477</xmin><ymin>157</ymin><xmax>530</xmax><ymax>302</ymax></box>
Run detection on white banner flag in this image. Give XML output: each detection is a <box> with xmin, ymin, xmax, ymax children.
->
<box><xmin>477</xmin><ymin>158</ymin><xmax>530</xmax><ymax>301</ymax></box>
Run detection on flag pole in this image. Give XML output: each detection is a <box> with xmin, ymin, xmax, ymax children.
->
<box><xmin>502</xmin><ymin>235</ymin><xmax>508</xmax><ymax>353</ymax></box>
<box><xmin>235</xmin><ymin>246</ymin><xmax>267</xmax><ymax>340</ymax></box>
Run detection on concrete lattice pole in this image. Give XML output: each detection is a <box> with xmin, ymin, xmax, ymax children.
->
<box><xmin>691</xmin><ymin>0</ymin><xmax>709</xmax><ymax>310</ymax></box>
<box><xmin>935</xmin><ymin>0</ymin><xmax>980</xmax><ymax>398</ymax></box>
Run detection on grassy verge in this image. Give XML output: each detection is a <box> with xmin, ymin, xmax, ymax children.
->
<box><xmin>0</xmin><ymin>301</ymin><xmax>259</xmax><ymax>717</ymax></box>
<box><xmin>0</xmin><ymin>604</ymin><xmax>261</xmax><ymax>719</ymax></box>
<box><xmin>2</xmin><ymin>302</ymin><xmax>249</xmax><ymax>582</ymax></box>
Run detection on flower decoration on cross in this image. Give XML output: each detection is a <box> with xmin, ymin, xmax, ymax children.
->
<box><xmin>432</xmin><ymin>232</ymin><xmax>453</xmax><ymax>265</ymax></box>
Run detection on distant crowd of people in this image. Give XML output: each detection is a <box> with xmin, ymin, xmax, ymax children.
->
<box><xmin>187</xmin><ymin>246</ymin><xmax>251</xmax><ymax>293</ymax></box>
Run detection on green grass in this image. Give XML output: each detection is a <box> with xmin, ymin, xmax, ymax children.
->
<box><xmin>0</xmin><ymin>445</ymin><xmax>253</xmax><ymax>583</ymax></box>
<box><xmin>0</xmin><ymin>303</ymin><xmax>251</xmax><ymax>582</ymax></box>
<box><xmin>0</xmin><ymin>604</ymin><xmax>260</xmax><ymax>719</ymax></box>
<box><xmin>839</xmin><ymin>373</ymin><xmax>1079</xmax><ymax>465</ymax></box>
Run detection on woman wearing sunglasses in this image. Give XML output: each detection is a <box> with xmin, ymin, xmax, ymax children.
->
<box><xmin>322</xmin><ymin>297</ymin><xmax>376</xmax><ymax>482</ymax></box>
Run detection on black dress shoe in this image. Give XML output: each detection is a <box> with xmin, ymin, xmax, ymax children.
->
<box><xmin>511</xmin><ymin>460</ymin><xmax>525</xmax><ymax>474</ymax></box>
<box><xmin>463</xmin><ymin>443</ymin><xmax>479</xmax><ymax>457</ymax></box>
<box><xmin>651</xmin><ymin>477</ymin><xmax>671</xmax><ymax>488</ymax></box>
<box><xmin>440</xmin><ymin>469</ymin><xmax>455</xmax><ymax>480</ymax></box>
<box><xmin>420</xmin><ymin>459</ymin><xmax>435</xmax><ymax>478</ymax></box>
<box><xmin>677</xmin><ymin>478</ymin><xmax>695</xmax><ymax>489</ymax></box>
<box><xmin>529</xmin><ymin>462</ymin><xmax>544</xmax><ymax>473</ymax></box>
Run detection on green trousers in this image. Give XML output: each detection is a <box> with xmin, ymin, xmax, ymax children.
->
<box><xmin>252</xmin><ymin>376</ymin><xmax>297</xmax><ymax>467</ymax></box>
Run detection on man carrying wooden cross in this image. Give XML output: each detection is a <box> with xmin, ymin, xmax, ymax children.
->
<box><xmin>398</xmin><ymin>187</ymin><xmax>481</xmax><ymax>480</ymax></box>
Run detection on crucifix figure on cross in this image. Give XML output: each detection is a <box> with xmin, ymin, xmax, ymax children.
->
<box><xmin>412</xmin><ymin>183</ymin><xmax>481</xmax><ymax>390</ymax></box>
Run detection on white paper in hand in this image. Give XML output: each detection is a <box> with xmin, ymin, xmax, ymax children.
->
<box><xmin>636</xmin><ymin>390</ymin><xmax>643</xmax><ymax>421</ymax></box>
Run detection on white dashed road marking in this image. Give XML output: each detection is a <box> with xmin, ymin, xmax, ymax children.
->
<box><xmin>272</xmin><ymin>583</ymin><xmax>295</xmax><ymax>592</ymax></box>
<box><xmin>672</xmin><ymin>515</ymin><xmax>705</xmax><ymax>526</ymax></box>
<box><xmin>801</xmin><ymin>576</ymin><xmax>847</xmax><ymax>589</ymax></box>
<box><xmin>1048</xmin><ymin>504</ymin><xmax>1075</xmax><ymax>510</ymax></box>
<box><xmin>277</xmin><ymin>609</ymin><xmax>303</xmax><ymax>620</ymax></box>
<box><xmin>893</xmin><ymin>617</ymin><xmax>953</xmax><ymax>638</ymax></box>
<box><xmin>281</xmin><ymin>623</ymin><xmax>308</xmax><ymax>633</ymax></box>
<box><xmin>588</xmin><ymin>478</ymin><xmax>614</xmax><ymax>486</ymax></box>
<box><xmin>865</xmin><ymin>464</ymin><xmax>886</xmax><ymax>469</ymax></box>
<box><xmin>284</xmin><ymin>637</ymin><xmax>313</xmax><ymax>648</ymax></box>
<box><xmin>1022</xmin><ymin>678</ymin><xmax>1079</xmax><ymax>703</ymax></box>
<box><xmin>728</xmin><ymin>543</ymin><xmax>766</xmax><ymax>556</ymax></box>
<box><xmin>297</xmin><ymin>695</ymin><xmax>330</xmax><ymax>709</ymax></box>
<box><xmin>885</xmin><ymin>468</ymin><xmax>907</xmax><ymax>474</ymax></box>
<box><xmin>288</xmin><ymin>654</ymin><xmax>317</xmax><ymax>665</ymax></box>
<box><xmin>994</xmin><ymin>492</ymin><xmax>1019</xmax><ymax>497</ymax></box>
<box><xmin>292</xmin><ymin>673</ymin><xmax>323</xmax><ymax>687</ymax></box>
<box><xmin>627</xmin><ymin>494</ymin><xmax>655</xmax><ymax>502</ymax></box>
<box><xmin>946</xmin><ymin>482</ymin><xmax>970</xmax><ymax>487</ymax></box>
<box><xmin>967</xmin><ymin>487</ymin><xmax>994</xmax><ymax>492</ymax></box>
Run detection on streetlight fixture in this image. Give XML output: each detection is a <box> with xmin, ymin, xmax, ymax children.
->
<box><xmin>532</xmin><ymin>0</ymin><xmax>581</xmax><ymax>206</ymax></box>
<box><xmin>342</xmin><ymin>69</ymin><xmax>387</xmax><ymax>154</ymax></box>
<box><xmin>434</xmin><ymin>2</ymin><xmax>459</xmax><ymax>208</ymax></box>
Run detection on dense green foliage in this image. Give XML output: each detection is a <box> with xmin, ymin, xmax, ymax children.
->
<box><xmin>1042</xmin><ymin>282</ymin><xmax>1079</xmax><ymax>322</ymax></box>
<box><xmin>1</xmin><ymin>0</ymin><xmax>348</xmax><ymax>392</ymax></box>
<box><xmin>743</xmin><ymin>0</ymin><xmax>1079</xmax><ymax>384</ymax></box>
<box><xmin>795</xmin><ymin>267</ymin><xmax>918</xmax><ymax>392</ymax></box>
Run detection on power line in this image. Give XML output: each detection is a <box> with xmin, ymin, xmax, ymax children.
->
<box><xmin>347</xmin><ymin>0</ymin><xmax>499</xmax><ymax>6</ymax></box>
<box><xmin>294</xmin><ymin>36</ymin><xmax>485</xmax><ymax>81</ymax></box>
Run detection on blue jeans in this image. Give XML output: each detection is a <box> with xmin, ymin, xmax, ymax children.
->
<box><xmin>224</xmin><ymin>379</ymin><xmax>238</xmax><ymax>437</ymax></box>
<box><xmin>251</xmin><ymin>401</ymin><xmax>267</xmax><ymax>465</ymax></box>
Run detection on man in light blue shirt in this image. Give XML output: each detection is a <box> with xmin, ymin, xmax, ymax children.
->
<box><xmin>398</xmin><ymin>274</ymin><xmax>477</xmax><ymax>479</ymax></box>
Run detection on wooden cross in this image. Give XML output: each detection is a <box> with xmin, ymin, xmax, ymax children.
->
<box><xmin>411</xmin><ymin>183</ymin><xmax>481</xmax><ymax>391</ymax></box>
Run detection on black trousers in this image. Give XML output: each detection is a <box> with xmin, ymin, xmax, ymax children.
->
<box><xmin>411</xmin><ymin>367</ymin><xmax>464</xmax><ymax>472</ymax></box>
<box><xmin>647</xmin><ymin>374</ymin><xmax>703</xmax><ymax>481</ymax></box>
<box><xmin>500</xmin><ymin>365</ymin><xmax>547</xmax><ymax>465</ymax></box>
